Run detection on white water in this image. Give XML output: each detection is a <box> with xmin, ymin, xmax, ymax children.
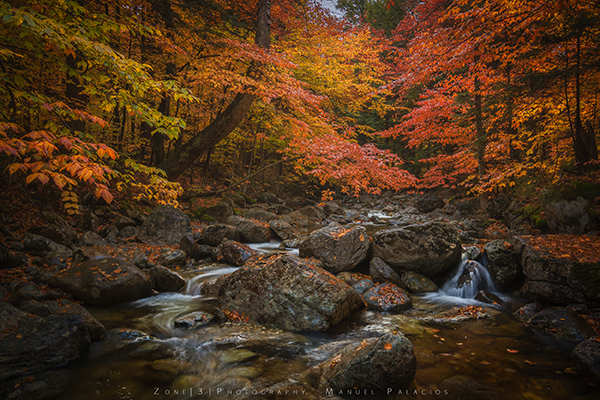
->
<box><xmin>440</xmin><ymin>254</ymin><xmax>499</xmax><ymax>298</ymax></box>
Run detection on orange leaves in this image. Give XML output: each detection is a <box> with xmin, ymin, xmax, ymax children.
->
<box><xmin>527</xmin><ymin>236</ymin><xmax>600</xmax><ymax>264</ymax></box>
<box><xmin>384</xmin><ymin>342</ymin><xmax>393</xmax><ymax>350</ymax></box>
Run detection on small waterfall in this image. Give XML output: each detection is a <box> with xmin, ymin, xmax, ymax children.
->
<box><xmin>440</xmin><ymin>254</ymin><xmax>499</xmax><ymax>299</ymax></box>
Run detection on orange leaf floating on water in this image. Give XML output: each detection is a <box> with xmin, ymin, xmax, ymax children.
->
<box><xmin>524</xmin><ymin>360</ymin><xmax>537</xmax><ymax>365</ymax></box>
<box><xmin>507</xmin><ymin>349</ymin><xmax>518</xmax><ymax>353</ymax></box>
<box><xmin>113</xmin><ymin>269</ymin><xmax>122</xmax><ymax>273</ymax></box>
<box><xmin>384</xmin><ymin>343</ymin><xmax>393</xmax><ymax>350</ymax></box>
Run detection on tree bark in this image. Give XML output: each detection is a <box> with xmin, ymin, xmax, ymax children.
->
<box><xmin>158</xmin><ymin>0</ymin><xmax>271</xmax><ymax>180</ymax></box>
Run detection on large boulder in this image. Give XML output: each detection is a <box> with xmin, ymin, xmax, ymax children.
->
<box><xmin>543</xmin><ymin>196</ymin><xmax>594</xmax><ymax>234</ymax></box>
<box><xmin>318</xmin><ymin>333</ymin><xmax>417</xmax><ymax>391</ymax></box>
<box><xmin>48</xmin><ymin>258</ymin><xmax>153</xmax><ymax>306</ymax></box>
<box><xmin>217</xmin><ymin>254</ymin><xmax>363</xmax><ymax>331</ymax></box>
<box><xmin>572</xmin><ymin>337</ymin><xmax>600</xmax><ymax>385</ymax></box>
<box><xmin>221</xmin><ymin>239</ymin><xmax>257</xmax><ymax>266</ymax></box>
<box><xmin>226</xmin><ymin>216</ymin><xmax>271</xmax><ymax>243</ymax></box>
<box><xmin>483</xmin><ymin>239</ymin><xmax>520</xmax><ymax>288</ymax></box>
<box><xmin>299</xmin><ymin>224</ymin><xmax>369</xmax><ymax>273</ymax></box>
<box><xmin>518</xmin><ymin>236</ymin><xmax>600</xmax><ymax>307</ymax></box>
<box><xmin>137</xmin><ymin>205</ymin><xmax>193</xmax><ymax>245</ymax></box>
<box><xmin>416</xmin><ymin>194</ymin><xmax>445</xmax><ymax>213</ymax></box>
<box><xmin>0</xmin><ymin>302</ymin><xmax>90</xmax><ymax>381</ymax></box>
<box><xmin>242</xmin><ymin>208</ymin><xmax>278</xmax><ymax>222</ymax></box>
<box><xmin>22</xmin><ymin>233</ymin><xmax>72</xmax><ymax>260</ymax></box>
<box><xmin>369</xmin><ymin>257</ymin><xmax>405</xmax><ymax>288</ymax></box>
<box><xmin>147</xmin><ymin>265</ymin><xmax>185</xmax><ymax>292</ymax></box>
<box><xmin>200</xmin><ymin>224</ymin><xmax>240</xmax><ymax>246</ymax></box>
<box><xmin>401</xmin><ymin>271</ymin><xmax>438</xmax><ymax>293</ymax></box>
<box><xmin>269</xmin><ymin>219</ymin><xmax>300</xmax><ymax>241</ymax></box>
<box><xmin>372</xmin><ymin>222</ymin><xmax>462</xmax><ymax>277</ymax></box>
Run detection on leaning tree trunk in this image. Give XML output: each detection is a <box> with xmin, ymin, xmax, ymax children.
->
<box><xmin>158</xmin><ymin>0</ymin><xmax>271</xmax><ymax>180</ymax></box>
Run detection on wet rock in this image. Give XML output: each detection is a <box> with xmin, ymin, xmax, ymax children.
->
<box><xmin>173</xmin><ymin>311</ymin><xmax>214</xmax><ymax>329</ymax></box>
<box><xmin>242</xmin><ymin>208</ymin><xmax>277</xmax><ymax>222</ymax></box>
<box><xmin>318</xmin><ymin>333</ymin><xmax>417</xmax><ymax>390</ymax></box>
<box><xmin>372</xmin><ymin>222</ymin><xmax>461</xmax><ymax>277</ymax></box>
<box><xmin>418</xmin><ymin>306</ymin><xmax>491</xmax><ymax>324</ymax></box>
<box><xmin>440</xmin><ymin>375</ymin><xmax>502</xmax><ymax>400</ymax></box>
<box><xmin>200</xmin><ymin>223</ymin><xmax>240</xmax><ymax>246</ymax></box>
<box><xmin>156</xmin><ymin>249</ymin><xmax>187</xmax><ymax>266</ymax></box>
<box><xmin>474</xmin><ymin>290</ymin><xmax>504</xmax><ymax>306</ymax></box>
<box><xmin>113</xmin><ymin>215</ymin><xmax>136</xmax><ymax>230</ymax></box>
<box><xmin>296</xmin><ymin>205</ymin><xmax>326</xmax><ymax>221</ymax></box>
<box><xmin>269</xmin><ymin>219</ymin><xmax>300</xmax><ymax>241</ymax></box>
<box><xmin>224</xmin><ymin>192</ymin><xmax>246</xmax><ymax>208</ymax></box>
<box><xmin>119</xmin><ymin>226</ymin><xmax>138</xmax><ymax>239</ymax></box>
<box><xmin>147</xmin><ymin>265</ymin><xmax>185</xmax><ymax>292</ymax></box>
<box><xmin>369</xmin><ymin>257</ymin><xmax>405</xmax><ymax>288</ymax></box>
<box><xmin>99</xmin><ymin>225</ymin><xmax>119</xmax><ymax>243</ymax></box>
<box><xmin>572</xmin><ymin>337</ymin><xmax>600</xmax><ymax>384</ymax></box>
<box><xmin>321</xmin><ymin>201</ymin><xmax>342</xmax><ymax>216</ymax></box>
<box><xmin>77</xmin><ymin>231</ymin><xmax>108</xmax><ymax>247</ymax></box>
<box><xmin>0</xmin><ymin>369</ymin><xmax>71</xmax><ymax>400</ymax></box>
<box><xmin>526</xmin><ymin>307</ymin><xmax>596</xmax><ymax>348</ymax></box>
<box><xmin>180</xmin><ymin>235</ymin><xmax>210</xmax><ymax>260</ymax></box>
<box><xmin>221</xmin><ymin>239</ymin><xmax>257</xmax><ymax>266</ymax></box>
<box><xmin>514</xmin><ymin>302</ymin><xmax>543</xmax><ymax>322</ymax></box>
<box><xmin>416</xmin><ymin>194</ymin><xmax>445</xmax><ymax>213</ymax></box>
<box><xmin>401</xmin><ymin>271</ymin><xmax>438</xmax><ymax>293</ymax></box>
<box><xmin>336</xmin><ymin>271</ymin><xmax>370</xmax><ymax>286</ymax></box>
<box><xmin>226</xmin><ymin>215</ymin><xmax>271</xmax><ymax>243</ymax></box>
<box><xmin>351</xmin><ymin>279</ymin><xmax>374</xmax><ymax>295</ymax></box>
<box><xmin>218</xmin><ymin>254</ymin><xmax>363</xmax><ymax>331</ymax></box>
<box><xmin>457</xmin><ymin>261</ymin><xmax>479</xmax><ymax>288</ymax></box>
<box><xmin>299</xmin><ymin>223</ymin><xmax>369</xmax><ymax>273</ymax></box>
<box><xmin>23</xmin><ymin>233</ymin><xmax>72</xmax><ymax>260</ymax></box>
<box><xmin>486</xmin><ymin>194</ymin><xmax>511</xmax><ymax>220</ymax></box>
<box><xmin>484</xmin><ymin>239</ymin><xmax>520</xmax><ymax>288</ymax></box>
<box><xmin>363</xmin><ymin>282</ymin><xmax>412</xmax><ymax>312</ymax></box>
<box><xmin>520</xmin><ymin>237</ymin><xmax>600</xmax><ymax>307</ymax></box>
<box><xmin>137</xmin><ymin>205</ymin><xmax>193</xmax><ymax>245</ymax></box>
<box><xmin>48</xmin><ymin>258</ymin><xmax>152</xmax><ymax>306</ymax></box>
<box><xmin>17</xmin><ymin>299</ymin><xmax>57</xmax><ymax>317</ymax></box>
<box><xmin>29</xmin><ymin>211</ymin><xmax>77</xmax><ymax>245</ymax></box>
<box><xmin>55</xmin><ymin>303</ymin><xmax>105</xmax><ymax>341</ymax></box>
<box><xmin>0</xmin><ymin>304</ymin><xmax>90</xmax><ymax>382</ymax></box>
<box><xmin>6</xmin><ymin>284</ymin><xmax>45</xmax><ymax>306</ymax></box>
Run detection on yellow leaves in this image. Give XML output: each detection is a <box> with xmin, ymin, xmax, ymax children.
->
<box><xmin>61</xmin><ymin>190</ymin><xmax>80</xmax><ymax>215</ymax></box>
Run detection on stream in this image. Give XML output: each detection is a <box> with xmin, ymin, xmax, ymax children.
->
<box><xmin>54</xmin><ymin>232</ymin><xmax>598</xmax><ymax>400</ymax></box>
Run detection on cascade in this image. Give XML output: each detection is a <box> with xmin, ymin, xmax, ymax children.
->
<box><xmin>439</xmin><ymin>254</ymin><xmax>499</xmax><ymax>299</ymax></box>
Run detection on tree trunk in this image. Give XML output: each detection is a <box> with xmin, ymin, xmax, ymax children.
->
<box><xmin>474</xmin><ymin>77</ymin><xmax>489</xmax><ymax>211</ymax></box>
<box><xmin>159</xmin><ymin>0</ymin><xmax>271</xmax><ymax>180</ymax></box>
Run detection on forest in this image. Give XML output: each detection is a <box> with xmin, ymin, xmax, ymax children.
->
<box><xmin>1</xmin><ymin>1</ymin><xmax>600</xmax><ymax>400</ymax></box>
<box><xmin>1</xmin><ymin>0</ymin><xmax>598</xmax><ymax>209</ymax></box>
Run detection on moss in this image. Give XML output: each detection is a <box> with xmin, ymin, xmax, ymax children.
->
<box><xmin>534</xmin><ymin>218</ymin><xmax>548</xmax><ymax>230</ymax></box>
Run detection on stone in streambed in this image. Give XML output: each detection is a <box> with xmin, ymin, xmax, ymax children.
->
<box><xmin>363</xmin><ymin>282</ymin><xmax>412</xmax><ymax>312</ymax></box>
<box><xmin>218</xmin><ymin>254</ymin><xmax>362</xmax><ymax>331</ymax></box>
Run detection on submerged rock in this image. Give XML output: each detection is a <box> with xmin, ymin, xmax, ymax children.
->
<box><xmin>526</xmin><ymin>307</ymin><xmax>596</xmax><ymax>349</ymax></box>
<box><xmin>299</xmin><ymin>223</ymin><xmax>369</xmax><ymax>273</ymax></box>
<box><xmin>372</xmin><ymin>221</ymin><xmax>461</xmax><ymax>277</ymax></box>
<box><xmin>318</xmin><ymin>333</ymin><xmax>417</xmax><ymax>390</ymax></box>
<box><xmin>218</xmin><ymin>254</ymin><xmax>362</xmax><ymax>331</ymax></box>
<box><xmin>572</xmin><ymin>337</ymin><xmax>600</xmax><ymax>385</ymax></box>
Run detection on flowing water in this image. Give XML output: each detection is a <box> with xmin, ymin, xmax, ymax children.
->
<box><xmin>55</xmin><ymin>242</ymin><xmax>599</xmax><ymax>400</ymax></box>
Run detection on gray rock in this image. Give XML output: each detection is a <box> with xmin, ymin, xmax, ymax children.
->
<box><xmin>257</xmin><ymin>192</ymin><xmax>283</xmax><ymax>204</ymax></box>
<box><xmin>372</xmin><ymin>222</ymin><xmax>461</xmax><ymax>277</ymax></box>
<box><xmin>99</xmin><ymin>225</ymin><xmax>119</xmax><ymax>243</ymax></box>
<box><xmin>17</xmin><ymin>300</ymin><xmax>57</xmax><ymax>317</ymax></box>
<box><xmin>6</xmin><ymin>285</ymin><xmax>45</xmax><ymax>306</ymax></box>
<box><xmin>484</xmin><ymin>239</ymin><xmax>520</xmax><ymax>288</ymax></box>
<box><xmin>119</xmin><ymin>226</ymin><xmax>138</xmax><ymax>239</ymax></box>
<box><xmin>48</xmin><ymin>258</ymin><xmax>152</xmax><ymax>306</ymax></box>
<box><xmin>544</xmin><ymin>196</ymin><xmax>593</xmax><ymax>234</ymax></box>
<box><xmin>55</xmin><ymin>303</ymin><xmax>105</xmax><ymax>341</ymax></box>
<box><xmin>173</xmin><ymin>311</ymin><xmax>214</xmax><ymax>329</ymax></box>
<box><xmin>29</xmin><ymin>211</ymin><xmax>77</xmax><ymax>245</ymax></box>
<box><xmin>200</xmin><ymin>224</ymin><xmax>240</xmax><ymax>246</ymax></box>
<box><xmin>369</xmin><ymin>257</ymin><xmax>405</xmax><ymax>288</ymax></box>
<box><xmin>226</xmin><ymin>215</ymin><xmax>270</xmax><ymax>243</ymax></box>
<box><xmin>486</xmin><ymin>195</ymin><xmax>511</xmax><ymax>220</ymax></box>
<box><xmin>401</xmin><ymin>271</ymin><xmax>438</xmax><ymax>293</ymax></box>
<box><xmin>318</xmin><ymin>333</ymin><xmax>417</xmax><ymax>390</ymax></box>
<box><xmin>221</xmin><ymin>239</ymin><xmax>256</xmax><ymax>266</ymax></box>
<box><xmin>23</xmin><ymin>233</ymin><xmax>72</xmax><ymax>260</ymax></box>
<box><xmin>363</xmin><ymin>282</ymin><xmax>412</xmax><ymax>312</ymax></box>
<box><xmin>241</xmin><ymin>208</ymin><xmax>277</xmax><ymax>222</ymax></box>
<box><xmin>224</xmin><ymin>192</ymin><xmax>246</xmax><ymax>208</ymax></box>
<box><xmin>351</xmin><ymin>279</ymin><xmax>374</xmax><ymax>295</ymax></box>
<box><xmin>218</xmin><ymin>254</ymin><xmax>363</xmax><ymax>331</ymax></box>
<box><xmin>180</xmin><ymin>235</ymin><xmax>209</xmax><ymax>260</ymax></box>
<box><xmin>204</xmin><ymin>198</ymin><xmax>234</xmax><ymax>222</ymax></box>
<box><xmin>572</xmin><ymin>336</ymin><xmax>600</xmax><ymax>385</ymax></box>
<box><xmin>269</xmin><ymin>219</ymin><xmax>300</xmax><ymax>241</ymax></box>
<box><xmin>156</xmin><ymin>249</ymin><xmax>187</xmax><ymax>266</ymax></box>
<box><xmin>113</xmin><ymin>215</ymin><xmax>136</xmax><ymax>230</ymax></box>
<box><xmin>76</xmin><ymin>210</ymin><xmax>100</xmax><ymax>232</ymax></box>
<box><xmin>299</xmin><ymin>224</ymin><xmax>369</xmax><ymax>273</ymax></box>
<box><xmin>147</xmin><ymin>265</ymin><xmax>185</xmax><ymax>292</ymax></box>
<box><xmin>416</xmin><ymin>194</ymin><xmax>445</xmax><ymax>213</ymax></box>
<box><xmin>0</xmin><ymin>304</ymin><xmax>90</xmax><ymax>382</ymax></box>
<box><xmin>137</xmin><ymin>205</ymin><xmax>193</xmax><ymax>245</ymax></box>
<box><xmin>77</xmin><ymin>231</ymin><xmax>108</xmax><ymax>247</ymax></box>
<box><xmin>474</xmin><ymin>290</ymin><xmax>504</xmax><ymax>306</ymax></box>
